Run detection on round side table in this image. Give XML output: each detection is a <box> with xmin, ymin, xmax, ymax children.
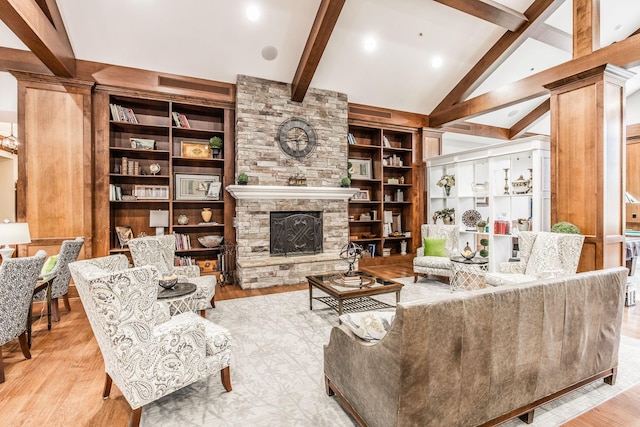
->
<box><xmin>157</xmin><ymin>282</ymin><xmax>197</xmax><ymax>315</ymax></box>
<box><xmin>449</xmin><ymin>256</ymin><xmax>489</xmax><ymax>292</ymax></box>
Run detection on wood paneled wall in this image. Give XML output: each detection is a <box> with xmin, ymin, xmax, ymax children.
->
<box><xmin>546</xmin><ymin>64</ymin><xmax>631</xmax><ymax>271</ymax></box>
<box><xmin>13</xmin><ymin>72</ymin><xmax>94</xmax><ymax>260</ymax></box>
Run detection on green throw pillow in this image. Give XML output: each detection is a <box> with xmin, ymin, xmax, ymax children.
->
<box><xmin>424</xmin><ymin>237</ymin><xmax>447</xmax><ymax>257</ymax></box>
<box><xmin>41</xmin><ymin>255</ymin><xmax>59</xmax><ymax>276</ymax></box>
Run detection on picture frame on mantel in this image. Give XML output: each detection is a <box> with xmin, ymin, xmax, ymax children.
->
<box><xmin>175</xmin><ymin>173</ymin><xmax>220</xmax><ymax>200</ymax></box>
<box><xmin>349</xmin><ymin>158</ymin><xmax>372</xmax><ymax>179</ymax></box>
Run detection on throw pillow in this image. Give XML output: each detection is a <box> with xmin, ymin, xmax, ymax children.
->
<box><xmin>424</xmin><ymin>237</ymin><xmax>447</xmax><ymax>257</ymax></box>
<box><xmin>339</xmin><ymin>311</ymin><xmax>395</xmax><ymax>342</ymax></box>
<box><xmin>41</xmin><ymin>255</ymin><xmax>59</xmax><ymax>276</ymax></box>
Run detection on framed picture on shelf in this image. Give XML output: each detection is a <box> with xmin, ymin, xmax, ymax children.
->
<box><xmin>129</xmin><ymin>138</ymin><xmax>156</xmax><ymax>150</ymax></box>
<box><xmin>367</xmin><ymin>243</ymin><xmax>376</xmax><ymax>257</ymax></box>
<box><xmin>133</xmin><ymin>185</ymin><xmax>169</xmax><ymax>200</ymax></box>
<box><xmin>351</xmin><ymin>189</ymin><xmax>370</xmax><ymax>201</ymax></box>
<box><xmin>175</xmin><ymin>173</ymin><xmax>221</xmax><ymax>200</ymax></box>
<box><xmin>181</xmin><ymin>140</ymin><xmax>211</xmax><ymax>159</ymax></box>
<box><xmin>115</xmin><ymin>226</ymin><xmax>133</xmax><ymax>248</ymax></box>
<box><xmin>349</xmin><ymin>158</ymin><xmax>372</xmax><ymax>179</ymax></box>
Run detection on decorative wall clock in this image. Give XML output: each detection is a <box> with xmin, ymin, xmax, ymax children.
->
<box><xmin>277</xmin><ymin>117</ymin><xmax>317</xmax><ymax>159</ymax></box>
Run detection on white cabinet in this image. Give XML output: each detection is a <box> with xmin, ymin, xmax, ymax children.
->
<box><xmin>427</xmin><ymin>137</ymin><xmax>550</xmax><ymax>271</ymax></box>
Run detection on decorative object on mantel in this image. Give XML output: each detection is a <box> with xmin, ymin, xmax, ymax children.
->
<box><xmin>149</xmin><ymin>163</ymin><xmax>161</xmax><ymax>175</ymax></box>
<box><xmin>503</xmin><ymin>168</ymin><xmax>510</xmax><ymax>195</ymax></box>
<box><xmin>341</xmin><ymin>177</ymin><xmax>351</xmax><ymax>187</ymax></box>
<box><xmin>339</xmin><ymin>241</ymin><xmax>364</xmax><ymax>277</ymax></box>
<box><xmin>511</xmin><ymin>175</ymin><xmax>530</xmax><ymax>194</ymax></box>
<box><xmin>237</xmin><ymin>172</ymin><xmax>249</xmax><ymax>185</ymax></box>
<box><xmin>288</xmin><ymin>174</ymin><xmax>307</xmax><ymax>186</ymax></box>
<box><xmin>201</xmin><ymin>208</ymin><xmax>213</xmax><ymax>223</ymax></box>
<box><xmin>177</xmin><ymin>214</ymin><xmax>189</xmax><ymax>225</ymax></box>
<box><xmin>437</xmin><ymin>174</ymin><xmax>455</xmax><ymax>197</ymax></box>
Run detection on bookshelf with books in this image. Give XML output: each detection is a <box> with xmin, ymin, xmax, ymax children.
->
<box><xmin>98</xmin><ymin>91</ymin><xmax>235</xmax><ymax>268</ymax></box>
<box><xmin>347</xmin><ymin>123</ymin><xmax>418</xmax><ymax>263</ymax></box>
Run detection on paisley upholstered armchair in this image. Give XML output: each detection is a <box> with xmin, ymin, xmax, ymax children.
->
<box><xmin>413</xmin><ymin>224</ymin><xmax>460</xmax><ymax>282</ymax></box>
<box><xmin>69</xmin><ymin>256</ymin><xmax>231</xmax><ymax>427</ymax></box>
<box><xmin>128</xmin><ymin>235</ymin><xmax>216</xmax><ymax>316</ymax></box>
<box><xmin>486</xmin><ymin>231</ymin><xmax>585</xmax><ymax>286</ymax></box>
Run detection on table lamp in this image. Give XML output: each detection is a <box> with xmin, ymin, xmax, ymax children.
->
<box><xmin>149</xmin><ymin>210</ymin><xmax>169</xmax><ymax>236</ymax></box>
<box><xmin>0</xmin><ymin>219</ymin><xmax>31</xmax><ymax>261</ymax></box>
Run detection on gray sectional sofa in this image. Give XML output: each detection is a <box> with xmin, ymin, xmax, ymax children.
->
<box><xmin>324</xmin><ymin>267</ymin><xmax>627</xmax><ymax>427</ymax></box>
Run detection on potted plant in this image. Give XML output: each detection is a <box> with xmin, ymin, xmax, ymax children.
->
<box><xmin>435</xmin><ymin>208</ymin><xmax>455</xmax><ymax>224</ymax></box>
<box><xmin>237</xmin><ymin>172</ymin><xmax>249</xmax><ymax>185</ymax></box>
<box><xmin>209</xmin><ymin>136</ymin><xmax>223</xmax><ymax>158</ymax></box>
<box><xmin>341</xmin><ymin>177</ymin><xmax>351</xmax><ymax>187</ymax></box>
<box><xmin>479</xmin><ymin>238</ymin><xmax>489</xmax><ymax>258</ymax></box>
<box><xmin>551</xmin><ymin>221</ymin><xmax>580</xmax><ymax>234</ymax></box>
<box><xmin>476</xmin><ymin>219</ymin><xmax>487</xmax><ymax>233</ymax></box>
<box><xmin>436</xmin><ymin>174</ymin><xmax>455</xmax><ymax>196</ymax></box>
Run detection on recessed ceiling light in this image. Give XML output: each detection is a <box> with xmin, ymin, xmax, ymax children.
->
<box><xmin>261</xmin><ymin>46</ymin><xmax>278</xmax><ymax>61</ymax></box>
<box><xmin>246</xmin><ymin>4</ymin><xmax>260</xmax><ymax>22</ymax></box>
<box><xmin>431</xmin><ymin>56</ymin><xmax>443</xmax><ymax>68</ymax></box>
<box><xmin>614</xmin><ymin>24</ymin><xmax>623</xmax><ymax>31</ymax></box>
<box><xmin>363</xmin><ymin>36</ymin><xmax>377</xmax><ymax>52</ymax></box>
<box><xmin>507</xmin><ymin>109</ymin><xmax>519</xmax><ymax>117</ymax></box>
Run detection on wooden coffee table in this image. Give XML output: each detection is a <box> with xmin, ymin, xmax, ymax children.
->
<box><xmin>306</xmin><ymin>272</ymin><xmax>403</xmax><ymax>320</ymax></box>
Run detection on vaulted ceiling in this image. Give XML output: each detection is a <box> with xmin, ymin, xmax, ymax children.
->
<box><xmin>0</xmin><ymin>0</ymin><xmax>639</xmax><ymax>144</ymax></box>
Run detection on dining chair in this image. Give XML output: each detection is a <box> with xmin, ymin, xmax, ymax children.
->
<box><xmin>33</xmin><ymin>237</ymin><xmax>84</xmax><ymax>322</ymax></box>
<box><xmin>0</xmin><ymin>250</ymin><xmax>46</xmax><ymax>383</ymax></box>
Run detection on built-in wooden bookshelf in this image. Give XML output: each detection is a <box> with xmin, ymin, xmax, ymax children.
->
<box><xmin>347</xmin><ymin>123</ymin><xmax>419</xmax><ymax>262</ymax></box>
<box><xmin>94</xmin><ymin>89</ymin><xmax>235</xmax><ymax>265</ymax></box>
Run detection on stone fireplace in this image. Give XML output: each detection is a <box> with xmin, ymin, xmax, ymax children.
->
<box><xmin>230</xmin><ymin>75</ymin><xmax>354</xmax><ymax>289</ymax></box>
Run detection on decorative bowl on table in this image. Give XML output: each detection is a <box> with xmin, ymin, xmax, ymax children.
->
<box><xmin>197</xmin><ymin>235</ymin><xmax>224</xmax><ymax>248</ymax></box>
<box><xmin>158</xmin><ymin>275</ymin><xmax>178</xmax><ymax>289</ymax></box>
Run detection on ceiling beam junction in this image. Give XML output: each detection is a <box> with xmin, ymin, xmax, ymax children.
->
<box><xmin>573</xmin><ymin>0</ymin><xmax>600</xmax><ymax>58</ymax></box>
<box><xmin>290</xmin><ymin>0</ymin><xmax>345</xmax><ymax>102</ymax></box>
<box><xmin>0</xmin><ymin>0</ymin><xmax>75</xmax><ymax>77</ymax></box>
<box><xmin>508</xmin><ymin>98</ymin><xmax>550</xmax><ymax>140</ymax></box>
<box><xmin>431</xmin><ymin>0</ymin><xmax>565</xmax><ymax>115</ymax></box>
<box><xmin>530</xmin><ymin>23</ymin><xmax>572</xmax><ymax>53</ymax></box>
<box><xmin>433</xmin><ymin>0</ymin><xmax>528</xmax><ymax>32</ymax></box>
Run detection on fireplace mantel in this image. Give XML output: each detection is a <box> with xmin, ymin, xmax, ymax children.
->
<box><xmin>226</xmin><ymin>185</ymin><xmax>359</xmax><ymax>200</ymax></box>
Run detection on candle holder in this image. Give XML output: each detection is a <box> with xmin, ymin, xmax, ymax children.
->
<box><xmin>503</xmin><ymin>168</ymin><xmax>510</xmax><ymax>195</ymax></box>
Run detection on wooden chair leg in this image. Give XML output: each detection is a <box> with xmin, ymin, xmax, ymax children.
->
<box><xmin>128</xmin><ymin>407</ymin><xmax>142</xmax><ymax>427</ymax></box>
<box><xmin>51</xmin><ymin>297</ymin><xmax>60</xmax><ymax>322</ymax></box>
<box><xmin>414</xmin><ymin>274</ymin><xmax>418</xmax><ymax>283</ymax></box>
<box><xmin>200</xmin><ymin>309</ymin><xmax>206</xmax><ymax>318</ymax></box>
<box><xmin>18</xmin><ymin>332</ymin><xmax>31</xmax><ymax>360</ymax></box>
<box><xmin>221</xmin><ymin>366</ymin><xmax>232</xmax><ymax>392</ymax></box>
<box><xmin>519</xmin><ymin>409</ymin><xmax>535</xmax><ymax>424</ymax></box>
<box><xmin>102</xmin><ymin>373</ymin><xmax>113</xmax><ymax>399</ymax></box>
<box><xmin>0</xmin><ymin>346</ymin><xmax>5</xmax><ymax>383</ymax></box>
<box><xmin>210</xmin><ymin>295</ymin><xmax>216</xmax><ymax>308</ymax></box>
<box><xmin>62</xmin><ymin>294</ymin><xmax>71</xmax><ymax>312</ymax></box>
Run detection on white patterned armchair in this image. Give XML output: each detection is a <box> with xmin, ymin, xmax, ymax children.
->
<box><xmin>69</xmin><ymin>256</ymin><xmax>232</xmax><ymax>427</ymax></box>
<box><xmin>34</xmin><ymin>237</ymin><xmax>84</xmax><ymax>321</ymax></box>
<box><xmin>486</xmin><ymin>231</ymin><xmax>585</xmax><ymax>286</ymax></box>
<box><xmin>413</xmin><ymin>224</ymin><xmax>460</xmax><ymax>282</ymax></box>
<box><xmin>128</xmin><ymin>235</ymin><xmax>216</xmax><ymax>317</ymax></box>
<box><xmin>0</xmin><ymin>250</ymin><xmax>46</xmax><ymax>383</ymax></box>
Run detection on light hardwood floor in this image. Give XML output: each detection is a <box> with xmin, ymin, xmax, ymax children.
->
<box><xmin>0</xmin><ymin>264</ymin><xmax>638</xmax><ymax>426</ymax></box>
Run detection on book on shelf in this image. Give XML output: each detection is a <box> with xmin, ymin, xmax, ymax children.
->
<box><xmin>173</xmin><ymin>232</ymin><xmax>192</xmax><ymax>250</ymax></box>
<box><xmin>383</xmin><ymin>136</ymin><xmax>391</xmax><ymax>147</ymax></box>
<box><xmin>179</xmin><ymin>113</ymin><xmax>191</xmax><ymax>129</ymax></box>
<box><xmin>347</xmin><ymin>133</ymin><xmax>357</xmax><ymax>145</ymax></box>
<box><xmin>109</xmin><ymin>184</ymin><xmax>122</xmax><ymax>201</ymax></box>
<box><xmin>172</xmin><ymin>112</ymin><xmax>191</xmax><ymax>129</ymax></box>
<box><xmin>174</xmin><ymin>256</ymin><xmax>195</xmax><ymax>267</ymax></box>
<box><xmin>109</xmin><ymin>103</ymin><xmax>138</xmax><ymax>124</ymax></box>
<box><xmin>172</xmin><ymin>112</ymin><xmax>182</xmax><ymax>127</ymax></box>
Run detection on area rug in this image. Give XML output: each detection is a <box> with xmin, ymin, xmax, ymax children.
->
<box><xmin>141</xmin><ymin>277</ymin><xmax>640</xmax><ymax>426</ymax></box>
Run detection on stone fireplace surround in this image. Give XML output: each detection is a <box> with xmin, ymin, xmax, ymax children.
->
<box><xmin>232</xmin><ymin>75</ymin><xmax>353</xmax><ymax>289</ymax></box>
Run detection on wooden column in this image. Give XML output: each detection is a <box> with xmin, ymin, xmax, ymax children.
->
<box><xmin>422</xmin><ymin>128</ymin><xmax>443</xmax><ymax>228</ymax></box>
<box><xmin>13</xmin><ymin>71</ymin><xmax>94</xmax><ymax>260</ymax></box>
<box><xmin>545</xmin><ymin>64</ymin><xmax>632</xmax><ymax>271</ymax></box>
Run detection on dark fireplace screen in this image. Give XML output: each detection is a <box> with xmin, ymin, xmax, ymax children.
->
<box><xmin>270</xmin><ymin>211</ymin><xmax>323</xmax><ymax>256</ymax></box>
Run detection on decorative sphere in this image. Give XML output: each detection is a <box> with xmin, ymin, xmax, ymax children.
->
<box><xmin>340</xmin><ymin>242</ymin><xmax>364</xmax><ymax>276</ymax></box>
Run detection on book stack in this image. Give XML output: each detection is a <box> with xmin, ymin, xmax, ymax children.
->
<box><xmin>172</xmin><ymin>112</ymin><xmax>191</xmax><ymax>128</ymax></box>
<box><xmin>173</xmin><ymin>232</ymin><xmax>192</xmax><ymax>250</ymax></box>
<box><xmin>174</xmin><ymin>256</ymin><xmax>195</xmax><ymax>266</ymax></box>
<box><xmin>342</xmin><ymin>275</ymin><xmax>362</xmax><ymax>287</ymax></box>
<box><xmin>383</xmin><ymin>248</ymin><xmax>391</xmax><ymax>257</ymax></box>
<box><xmin>493</xmin><ymin>220</ymin><xmax>511</xmax><ymax>235</ymax></box>
<box><xmin>109</xmin><ymin>184</ymin><xmax>122</xmax><ymax>201</ymax></box>
<box><xmin>109</xmin><ymin>103</ymin><xmax>138</xmax><ymax>123</ymax></box>
<box><xmin>347</xmin><ymin>133</ymin><xmax>357</xmax><ymax>145</ymax></box>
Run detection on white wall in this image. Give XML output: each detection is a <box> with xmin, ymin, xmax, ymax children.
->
<box><xmin>0</xmin><ymin>150</ymin><xmax>16</xmax><ymax>222</ymax></box>
<box><xmin>627</xmin><ymin>90</ymin><xmax>640</xmax><ymax>125</ymax></box>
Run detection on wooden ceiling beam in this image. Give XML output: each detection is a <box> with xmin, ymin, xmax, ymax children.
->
<box><xmin>433</xmin><ymin>0</ymin><xmax>527</xmax><ymax>32</ymax></box>
<box><xmin>531</xmin><ymin>23</ymin><xmax>572</xmax><ymax>53</ymax></box>
<box><xmin>441</xmin><ymin>122</ymin><xmax>510</xmax><ymax>140</ymax></box>
<box><xmin>432</xmin><ymin>0</ymin><xmax>565</xmax><ymax>113</ymax></box>
<box><xmin>0</xmin><ymin>0</ymin><xmax>75</xmax><ymax>77</ymax></box>
<box><xmin>573</xmin><ymin>0</ymin><xmax>600</xmax><ymax>58</ymax></box>
<box><xmin>429</xmin><ymin>33</ymin><xmax>640</xmax><ymax>127</ymax></box>
<box><xmin>291</xmin><ymin>0</ymin><xmax>345</xmax><ymax>102</ymax></box>
<box><xmin>509</xmin><ymin>98</ymin><xmax>550</xmax><ymax>139</ymax></box>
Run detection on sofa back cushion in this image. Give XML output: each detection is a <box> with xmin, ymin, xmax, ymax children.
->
<box><xmin>424</xmin><ymin>237</ymin><xmax>447</xmax><ymax>257</ymax></box>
